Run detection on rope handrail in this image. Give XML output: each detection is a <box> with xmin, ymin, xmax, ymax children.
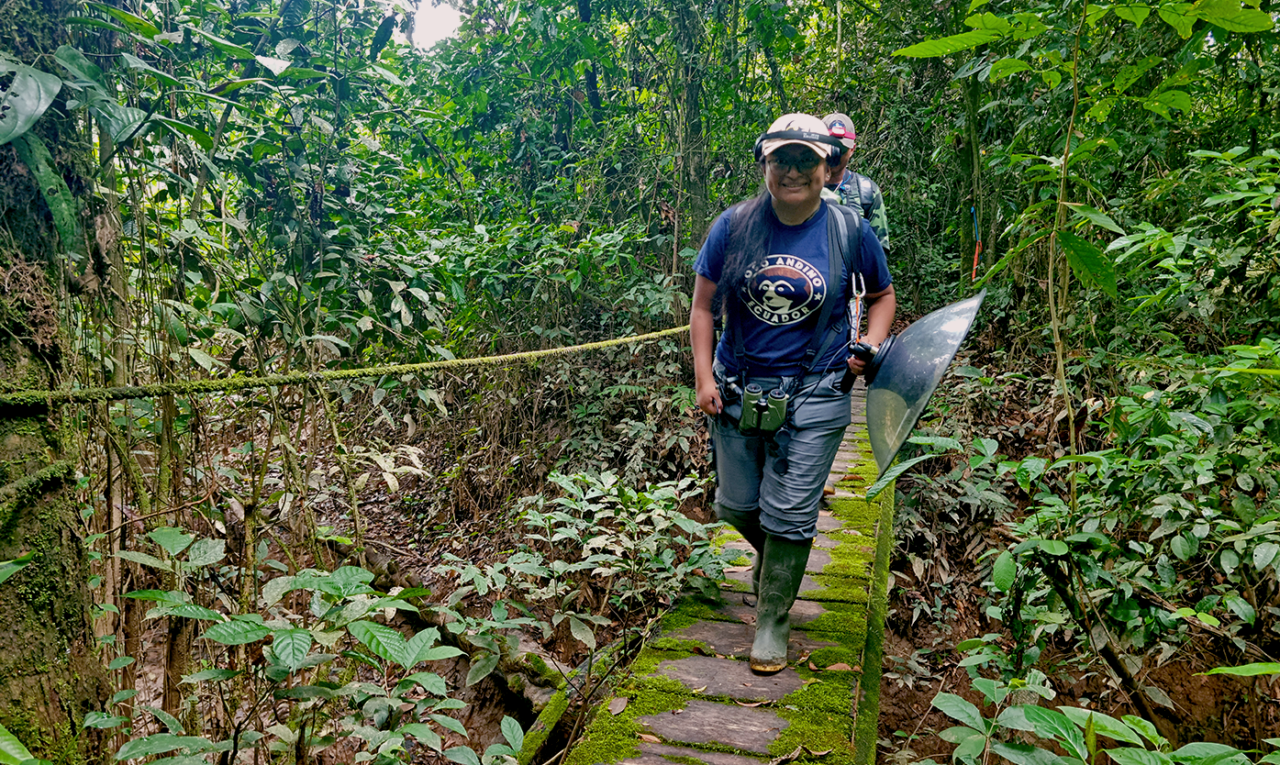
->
<box><xmin>0</xmin><ymin>325</ymin><xmax>692</xmax><ymax>409</ymax></box>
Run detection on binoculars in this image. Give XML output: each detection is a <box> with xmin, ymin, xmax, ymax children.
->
<box><xmin>739</xmin><ymin>383</ymin><xmax>788</xmax><ymax>434</ymax></box>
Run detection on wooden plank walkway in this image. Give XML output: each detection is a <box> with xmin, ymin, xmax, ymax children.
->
<box><xmin>524</xmin><ymin>383</ymin><xmax>895</xmax><ymax>765</ymax></box>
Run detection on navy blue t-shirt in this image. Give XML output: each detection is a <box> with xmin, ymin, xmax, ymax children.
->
<box><xmin>694</xmin><ymin>201</ymin><xmax>891</xmax><ymax>377</ymax></box>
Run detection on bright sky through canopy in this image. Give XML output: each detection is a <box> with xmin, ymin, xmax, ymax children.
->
<box><xmin>413</xmin><ymin>3</ymin><xmax>462</xmax><ymax>48</ymax></box>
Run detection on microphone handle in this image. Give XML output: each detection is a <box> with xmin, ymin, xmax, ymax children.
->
<box><xmin>837</xmin><ymin>368</ymin><xmax>856</xmax><ymax>393</ymax></box>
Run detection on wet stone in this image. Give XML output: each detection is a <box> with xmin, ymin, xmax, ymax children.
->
<box><xmin>816</xmin><ymin>515</ymin><xmax>844</xmax><ymax>532</ymax></box>
<box><xmin>655</xmin><ymin>655</ymin><xmax>805</xmax><ymax>700</ymax></box>
<box><xmin>666</xmin><ymin>621</ymin><xmax>837</xmax><ymax>663</ymax></box>
<box><xmin>806</xmin><ymin>548</ymin><xmax>833</xmax><ymax>572</ymax></box>
<box><xmin>615</xmin><ymin>742</ymin><xmax>767</xmax><ymax>765</ymax></box>
<box><xmin>637</xmin><ymin>699</ymin><xmax>788</xmax><ymax>754</ymax></box>
<box><xmin>813</xmin><ymin>534</ymin><xmax>838</xmax><ymax>549</ymax></box>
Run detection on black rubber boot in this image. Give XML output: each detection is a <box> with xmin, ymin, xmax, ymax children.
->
<box><xmin>749</xmin><ymin>534</ymin><xmax>812</xmax><ymax>674</ymax></box>
<box><xmin>716</xmin><ymin>505</ymin><xmax>765</xmax><ymax>606</ymax></box>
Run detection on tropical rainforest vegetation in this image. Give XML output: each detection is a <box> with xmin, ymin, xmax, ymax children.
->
<box><xmin>0</xmin><ymin>0</ymin><xmax>1278</xmax><ymax>760</ymax></box>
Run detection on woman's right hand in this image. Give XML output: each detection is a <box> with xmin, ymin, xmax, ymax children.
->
<box><xmin>697</xmin><ymin>382</ymin><xmax>723</xmax><ymax>416</ymax></box>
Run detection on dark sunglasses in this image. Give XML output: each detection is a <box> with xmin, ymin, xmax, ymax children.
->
<box><xmin>766</xmin><ymin>152</ymin><xmax>823</xmax><ymax>173</ymax></box>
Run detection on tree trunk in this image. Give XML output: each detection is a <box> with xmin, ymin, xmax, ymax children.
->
<box><xmin>0</xmin><ymin>0</ymin><xmax>111</xmax><ymax>759</ymax></box>
<box><xmin>672</xmin><ymin>0</ymin><xmax>709</xmax><ymax>247</ymax></box>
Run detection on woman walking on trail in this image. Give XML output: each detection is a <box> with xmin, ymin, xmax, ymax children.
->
<box><xmin>689</xmin><ymin>113</ymin><xmax>896</xmax><ymax>675</ymax></box>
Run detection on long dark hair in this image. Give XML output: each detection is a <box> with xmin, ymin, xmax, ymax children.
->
<box><xmin>711</xmin><ymin>190</ymin><xmax>773</xmax><ymax>318</ymax></box>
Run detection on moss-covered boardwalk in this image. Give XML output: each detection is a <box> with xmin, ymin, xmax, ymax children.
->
<box><xmin>523</xmin><ymin>385</ymin><xmax>894</xmax><ymax>765</ymax></box>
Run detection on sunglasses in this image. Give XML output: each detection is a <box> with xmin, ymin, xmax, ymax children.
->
<box><xmin>766</xmin><ymin>152</ymin><xmax>823</xmax><ymax>173</ymax></box>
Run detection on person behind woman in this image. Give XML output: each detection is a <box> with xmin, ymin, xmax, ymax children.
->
<box><xmin>690</xmin><ymin>113</ymin><xmax>896</xmax><ymax>674</ymax></box>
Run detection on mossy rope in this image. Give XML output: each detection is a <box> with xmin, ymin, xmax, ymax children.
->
<box><xmin>0</xmin><ymin>325</ymin><xmax>691</xmax><ymax>409</ymax></box>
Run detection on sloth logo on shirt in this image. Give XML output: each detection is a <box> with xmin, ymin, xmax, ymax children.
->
<box><xmin>742</xmin><ymin>254</ymin><xmax>826</xmax><ymax>325</ymax></box>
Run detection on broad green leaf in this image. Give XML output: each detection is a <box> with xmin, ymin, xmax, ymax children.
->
<box><xmin>1058</xmin><ymin>231</ymin><xmax>1118</xmax><ymax>299</ymax></box>
<box><xmin>1025</xmin><ymin>706</ymin><xmax>1087</xmax><ymax>760</ymax></box>
<box><xmin>0</xmin><ymin>62</ymin><xmax>62</xmax><ymax>146</ymax></box>
<box><xmin>1108</xmin><ymin>747</ymin><xmax>1173</xmax><ymax>765</ymax></box>
<box><xmin>931</xmin><ymin>693</ymin><xmax>985</xmax><ymax>731</ymax></box>
<box><xmin>416</xmin><ymin>645</ymin><xmax>466</xmax><ymax>662</ymax></box>
<box><xmin>1113</xmin><ymin>3</ymin><xmax>1152</xmax><ymax>25</ymax></box>
<box><xmin>148</xmin><ymin>527</ymin><xmax>194</xmax><ymax>556</ymax></box>
<box><xmin>989</xmin><ymin>58</ymin><xmax>1032</xmax><ymax>82</ymax></box>
<box><xmin>398</xmin><ymin>671</ymin><xmax>449</xmax><ymax>696</ymax></box>
<box><xmin>1192</xmin><ymin>0</ymin><xmax>1274</xmax><ymax>31</ymax></box>
<box><xmin>83</xmin><ymin>2</ymin><xmax>159</xmax><ymax>36</ymax></box>
<box><xmin>54</xmin><ymin>44</ymin><xmax>103</xmax><ymax>84</ymax></box>
<box><xmin>184</xmin><ymin>539</ymin><xmax>225</xmax><ymax>568</ymax></box>
<box><xmin>0</xmin><ymin>552</ymin><xmax>35</xmax><ymax>586</ymax></box>
<box><xmin>108</xmin><ymin>656</ymin><xmax>134</xmax><ymax>670</ymax></box>
<box><xmin>116</xmin><ymin>550</ymin><xmax>173</xmax><ymax>572</ymax></box>
<box><xmin>1224</xmin><ymin>594</ymin><xmax>1256</xmax><ymax>625</ymax></box>
<box><xmin>139</xmin><ymin>705</ymin><xmax>185</xmax><ymax>734</ymax></box>
<box><xmin>1121</xmin><ymin>716</ymin><xmax>1167</xmax><ymax>748</ymax></box>
<box><xmin>444</xmin><ymin>746</ymin><xmax>481</xmax><ymax>765</ymax></box>
<box><xmin>119</xmin><ymin>53</ymin><xmax>180</xmax><ymax>87</ymax></box>
<box><xmin>1171</xmin><ymin>743</ymin><xmax>1242</xmax><ymax>761</ymax></box>
<box><xmin>1057</xmin><ymin>707</ymin><xmax>1144</xmax><ymax>745</ymax></box>
<box><xmin>907</xmin><ymin>435</ymin><xmax>963</xmax><ymax>451</ymax></box>
<box><xmin>964</xmin><ymin>12</ymin><xmax>1011</xmax><ymax>33</ymax></box>
<box><xmin>1114</xmin><ymin>55</ymin><xmax>1162</xmax><ymax>94</ymax></box>
<box><xmin>262</xmin><ymin>576</ymin><xmax>295</xmax><ymax>606</ymax></box>
<box><xmin>1086</xmin><ymin>3</ymin><xmax>1112</xmax><ymax>25</ymax></box>
<box><xmin>1016</xmin><ymin>457</ymin><xmax>1047</xmax><ymax>491</ymax></box>
<box><xmin>272</xmin><ymin>629</ymin><xmax>312</xmax><ymax>672</ymax></box>
<box><xmin>202</xmin><ymin>620</ymin><xmax>270</xmax><ymax>646</ymax></box>
<box><xmin>1204</xmin><ymin>662</ymin><xmax>1280</xmax><ymax>676</ymax></box>
<box><xmin>500</xmin><ymin>716</ymin><xmax>524</xmax><ymax>752</ymax></box>
<box><xmin>1068</xmin><ymin>204</ymin><xmax>1126</xmax><ymax>234</ymax></box>
<box><xmin>991</xmin><ymin>741</ymin><xmax>1064</xmax><ymax>765</ymax></box>
<box><xmin>893</xmin><ymin>30</ymin><xmax>1000</xmax><ymax>58</ymax></box>
<box><xmin>466</xmin><ymin>651</ymin><xmax>500</xmax><ymax>686</ymax></box>
<box><xmin>1158</xmin><ymin>3</ymin><xmax>1197</xmax><ymax>37</ymax></box>
<box><xmin>0</xmin><ymin>723</ymin><xmax>34</xmax><ymax>765</ymax></box>
<box><xmin>348</xmin><ymin>620</ymin><xmax>411</xmax><ymax>667</ymax></box>
<box><xmin>398</xmin><ymin>723</ymin><xmax>443</xmax><ymax>752</ymax></box>
<box><xmin>568</xmin><ymin>615</ymin><xmax>596</xmax><ymax>650</ymax></box>
<box><xmin>114</xmin><ymin>734</ymin><xmax>206</xmax><ymax>761</ymax></box>
<box><xmin>186</xmin><ymin>26</ymin><xmax>255</xmax><ymax>58</ymax></box>
<box><xmin>255</xmin><ymin>55</ymin><xmax>292</xmax><ymax>76</ymax></box>
<box><xmin>156</xmin><ymin>118</ymin><xmax>214</xmax><ymax>151</ymax></box>
<box><xmin>992</xmin><ymin>551</ymin><xmax>1016</xmax><ymax>592</ymax></box>
<box><xmin>1036</xmin><ymin>539</ymin><xmax>1069</xmax><ymax>556</ymax></box>
<box><xmin>1041</xmin><ymin>69</ymin><xmax>1063</xmax><ymax>90</ymax></box>
<box><xmin>431</xmin><ymin>714</ymin><xmax>468</xmax><ymax>737</ymax></box>
<box><xmin>866</xmin><ymin>454</ymin><xmax>935</xmax><ymax>499</ymax></box>
<box><xmin>181</xmin><ymin>668</ymin><xmax>240</xmax><ymax>683</ymax></box>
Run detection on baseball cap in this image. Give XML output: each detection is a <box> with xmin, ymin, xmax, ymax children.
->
<box><xmin>822</xmin><ymin>113</ymin><xmax>857</xmax><ymax>151</ymax></box>
<box><xmin>758</xmin><ymin>113</ymin><xmax>837</xmax><ymax>159</ymax></box>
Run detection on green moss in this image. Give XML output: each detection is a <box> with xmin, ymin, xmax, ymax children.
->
<box><xmin>853</xmin><ymin>477</ymin><xmax>895</xmax><ymax>765</ymax></box>
<box><xmin>799</xmin><ymin>574</ymin><xmax>868</xmax><ymax>605</ymax></box>
<box><xmin>648</xmin><ymin>636</ymin><xmax>711</xmax><ymax>655</ymax></box>
<box><xmin>562</xmin><ymin>675</ymin><xmax>691</xmax><ymax>765</ymax></box>
<box><xmin>659</xmin><ymin>594</ymin><xmax>731</xmax><ymax>633</ymax></box>
<box><xmin>630</xmin><ymin>647</ymin><xmax>695</xmax><ymax>679</ymax></box>
<box><xmin>818</xmin><ymin>544</ymin><xmax>875</xmax><ymax>579</ymax></box>
<box><xmin>518</xmin><ymin>690</ymin><xmax>569</xmax><ymax>765</ymax></box>
<box><xmin>520</xmin><ymin>652</ymin><xmax>567</xmax><ymax>691</ymax></box>
<box><xmin>795</xmin><ymin>605</ymin><xmax>867</xmax><ymax>640</ymax></box>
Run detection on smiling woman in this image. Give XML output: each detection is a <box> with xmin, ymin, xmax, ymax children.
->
<box><xmin>687</xmin><ymin>112</ymin><xmax>897</xmax><ymax>676</ymax></box>
<box><xmin>413</xmin><ymin>1</ymin><xmax>462</xmax><ymax>48</ymax></box>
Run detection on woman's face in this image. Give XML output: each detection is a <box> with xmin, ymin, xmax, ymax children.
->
<box><xmin>764</xmin><ymin>145</ymin><xmax>827</xmax><ymax>212</ymax></box>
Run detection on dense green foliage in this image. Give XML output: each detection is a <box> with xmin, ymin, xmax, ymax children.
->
<box><xmin>2</xmin><ymin>0</ymin><xmax>1280</xmax><ymax>758</ymax></box>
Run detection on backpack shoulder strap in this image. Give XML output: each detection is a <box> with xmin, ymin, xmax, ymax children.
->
<box><xmin>801</xmin><ymin>202</ymin><xmax>861</xmax><ymax>374</ymax></box>
<box><xmin>854</xmin><ymin>172</ymin><xmax>875</xmax><ymax>221</ymax></box>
